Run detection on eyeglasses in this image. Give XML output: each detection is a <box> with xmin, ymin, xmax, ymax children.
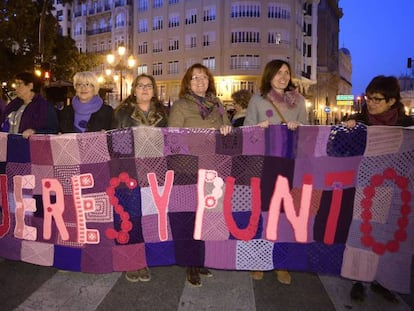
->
<box><xmin>191</xmin><ymin>75</ymin><xmax>208</xmax><ymax>82</ymax></box>
<box><xmin>366</xmin><ymin>96</ymin><xmax>386</xmax><ymax>103</ymax></box>
<box><xmin>14</xmin><ymin>82</ymin><xmax>25</xmax><ymax>87</ymax></box>
<box><xmin>75</xmin><ymin>83</ymin><xmax>94</xmax><ymax>88</ymax></box>
<box><xmin>137</xmin><ymin>83</ymin><xmax>153</xmax><ymax>90</ymax></box>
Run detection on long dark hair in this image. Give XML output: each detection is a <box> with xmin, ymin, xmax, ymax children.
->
<box><xmin>260</xmin><ymin>59</ymin><xmax>296</xmax><ymax>96</ymax></box>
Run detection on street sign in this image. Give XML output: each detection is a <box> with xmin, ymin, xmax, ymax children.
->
<box><xmin>336</xmin><ymin>94</ymin><xmax>354</xmax><ymax>106</ymax></box>
<box><xmin>324</xmin><ymin>107</ymin><xmax>331</xmax><ymax>113</ymax></box>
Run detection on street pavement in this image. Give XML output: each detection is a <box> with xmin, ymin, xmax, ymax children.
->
<box><xmin>0</xmin><ymin>258</ymin><xmax>412</xmax><ymax>311</ymax></box>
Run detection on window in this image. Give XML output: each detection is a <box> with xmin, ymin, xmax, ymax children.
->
<box><xmin>268</xmin><ymin>31</ymin><xmax>283</xmax><ymax>45</ymax></box>
<box><xmin>231</xmin><ymin>31</ymin><xmax>260</xmax><ymax>43</ymax></box>
<box><xmin>185</xmin><ymin>35</ymin><xmax>197</xmax><ymax>48</ymax></box>
<box><xmin>152</xmin><ymin>62</ymin><xmax>163</xmax><ymax>76</ymax></box>
<box><xmin>231</xmin><ymin>2</ymin><xmax>260</xmax><ymax>18</ymax></box>
<box><xmin>153</xmin><ymin>0</ymin><xmax>163</xmax><ymax>9</ymax></box>
<box><xmin>115</xmin><ymin>13</ymin><xmax>125</xmax><ymax>28</ymax></box>
<box><xmin>202</xmin><ymin>32</ymin><xmax>215</xmax><ymax>47</ymax></box>
<box><xmin>203</xmin><ymin>6</ymin><xmax>216</xmax><ymax>21</ymax></box>
<box><xmin>185</xmin><ymin>9</ymin><xmax>197</xmax><ymax>25</ymax></box>
<box><xmin>153</xmin><ymin>40</ymin><xmax>163</xmax><ymax>53</ymax></box>
<box><xmin>202</xmin><ymin>57</ymin><xmax>215</xmax><ymax>71</ymax></box>
<box><xmin>138</xmin><ymin>64</ymin><xmax>148</xmax><ymax>75</ymax></box>
<box><xmin>168</xmin><ymin>14</ymin><xmax>180</xmax><ymax>28</ymax></box>
<box><xmin>138</xmin><ymin>0</ymin><xmax>149</xmax><ymax>12</ymax></box>
<box><xmin>153</xmin><ymin>16</ymin><xmax>163</xmax><ymax>30</ymax></box>
<box><xmin>268</xmin><ymin>4</ymin><xmax>291</xmax><ymax>20</ymax></box>
<box><xmin>56</xmin><ymin>10</ymin><xmax>63</xmax><ymax>22</ymax></box>
<box><xmin>230</xmin><ymin>54</ymin><xmax>260</xmax><ymax>70</ymax></box>
<box><xmin>138</xmin><ymin>19</ymin><xmax>148</xmax><ymax>33</ymax></box>
<box><xmin>168</xmin><ymin>61</ymin><xmax>179</xmax><ymax>75</ymax></box>
<box><xmin>168</xmin><ymin>38</ymin><xmax>179</xmax><ymax>51</ymax></box>
<box><xmin>138</xmin><ymin>42</ymin><xmax>148</xmax><ymax>54</ymax></box>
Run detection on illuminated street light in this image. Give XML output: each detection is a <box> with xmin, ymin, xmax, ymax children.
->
<box><xmin>106</xmin><ymin>45</ymin><xmax>135</xmax><ymax>101</ymax></box>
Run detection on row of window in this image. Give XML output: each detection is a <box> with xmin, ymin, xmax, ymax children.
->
<box><xmin>136</xmin><ymin>54</ymin><xmax>260</xmax><ymax>77</ymax></box>
<box><xmin>73</xmin><ymin>4</ymin><xmax>290</xmax><ymax>30</ymax></box>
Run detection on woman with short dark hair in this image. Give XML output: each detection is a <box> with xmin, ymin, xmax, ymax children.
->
<box><xmin>1</xmin><ymin>72</ymin><xmax>58</xmax><ymax>138</ymax></box>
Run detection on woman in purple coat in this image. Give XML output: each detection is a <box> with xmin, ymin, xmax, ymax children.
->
<box><xmin>1</xmin><ymin>72</ymin><xmax>58</xmax><ymax>138</ymax></box>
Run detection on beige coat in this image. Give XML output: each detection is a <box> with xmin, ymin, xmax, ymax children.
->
<box><xmin>168</xmin><ymin>98</ymin><xmax>231</xmax><ymax>129</ymax></box>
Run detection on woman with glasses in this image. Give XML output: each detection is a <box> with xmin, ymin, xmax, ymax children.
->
<box><xmin>113</xmin><ymin>73</ymin><xmax>168</xmax><ymax>283</ymax></box>
<box><xmin>343</xmin><ymin>75</ymin><xmax>413</xmax><ymax>128</ymax></box>
<box><xmin>168</xmin><ymin>63</ymin><xmax>232</xmax><ymax>287</ymax></box>
<box><xmin>58</xmin><ymin>71</ymin><xmax>114</xmax><ymax>133</ymax></box>
<box><xmin>1</xmin><ymin>72</ymin><xmax>58</xmax><ymax>138</ymax></box>
<box><xmin>343</xmin><ymin>75</ymin><xmax>413</xmax><ymax>303</ymax></box>
<box><xmin>113</xmin><ymin>73</ymin><xmax>168</xmax><ymax>128</ymax></box>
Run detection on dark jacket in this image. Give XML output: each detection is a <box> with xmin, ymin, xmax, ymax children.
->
<box><xmin>349</xmin><ymin>102</ymin><xmax>414</xmax><ymax>127</ymax></box>
<box><xmin>1</xmin><ymin>94</ymin><xmax>58</xmax><ymax>134</ymax></box>
<box><xmin>57</xmin><ymin>102</ymin><xmax>114</xmax><ymax>133</ymax></box>
<box><xmin>113</xmin><ymin>101</ymin><xmax>168</xmax><ymax>128</ymax></box>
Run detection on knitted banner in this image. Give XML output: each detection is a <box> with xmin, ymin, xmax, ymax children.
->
<box><xmin>0</xmin><ymin>124</ymin><xmax>413</xmax><ymax>293</ymax></box>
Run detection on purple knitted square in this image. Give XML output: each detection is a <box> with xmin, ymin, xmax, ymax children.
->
<box><xmin>215</xmin><ymin>131</ymin><xmax>243</xmax><ymax>156</ymax></box>
<box><xmin>6</xmin><ymin>135</ymin><xmax>31</xmax><ymax>163</ymax></box>
<box><xmin>30</xmin><ymin>136</ymin><xmax>53</xmax><ymax>165</ymax></box>
<box><xmin>260</xmin><ymin>156</ymin><xmax>295</xmax><ymax>212</ymax></box>
<box><xmin>142</xmin><ymin>214</ymin><xmax>173</xmax><ymax>242</ymax></box>
<box><xmin>169</xmin><ymin>184</ymin><xmax>197</xmax><ymax>212</ymax></box>
<box><xmin>54</xmin><ymin>245</ymin><xmax>82</xmax><ymax>271</ymax></box>
<box><xmin>230</xmin><ymin>155</ymin><xmax>264</xmax><ymax>186</ymax></box>
<box><xmin>109</xmin><ymin>158</ymin><xmax>138</xmax><ymax>181</ymax></box>
<box><xmin>241</xmin><ymin>126</ymin><xmax>266</xmax><ymax>155</ymax></box>
<box><xmin>81</xmin><ymin>244</ymin><xmax>113</xmax><ymax>273</ymax></box>
<box><xmin>265</xmin><ymin>125</ymin><xmax>297</xmax><ymax>158</ymax></box>
<box><xmin>173</xmin><ymin>239</ymin><xmax>205</xmax><ymax>266</ymax></box>
<box><xmin>169</xmin><ymin>212</ymin><xmax>196</xmax><ymax>240</ymax></box>
<box><xmin>6</xmin><ymin>162</ymin><xmax>31</xmax><ymax>190</ymax></box>
<box><xmin>146</xmin><ymin>241</ymin><xmax>176</xmax><ymax>266</ymax></box>
<box><xmin>272</xmin><ymin>242</ymin><xmax>309</xmax><ymax>271</ymax></box>
<box><xmin>166</xmin><ymin>154</ymin><xmax>198</xmax><ymax>185</ymax></box>
<box><xmin>108</xmin><ymin>127</ymin><xmax>135</xmax><ymax>158</ymax></box>
<box><xmin>78</xmin><ymin>131</ymin><xmax>111</xmax><ymax>164</ymax></box>
<box><xmin>306</xmin><ymin>242</ymin><xmax>344</xmax><ymax>274</ymax></box>
<box><xmin>112</xmin><ymin>243</ymin><xmax>146</xmax><ymax>271</ymax></box>
<box><xmin>205</xmin><ymin>240</ymin><xmax>237</xmax><ymax>269</ymax></box>
<box><xmin>80</xmin><ymin>162</ymin><xmax>111</xmax><ymax>194</ymax></box>
<box><xmin>163</xmin><ymin>128</ymin><xmax>191</xmax><ymax>156</ymax></box>
<box><xmin>0</xmin><ymin>229</ymin><xmax>22</xmax><ymax>260</ymax></box>
<box><xmin>295</xmin><ymin>126</ymin><xmax>320</xmax><ymax>158</ymax></box>
<box><xmin>135</xmin><ymin>156</ymin><xmax>168</xmax><ymax>187</ymax></box>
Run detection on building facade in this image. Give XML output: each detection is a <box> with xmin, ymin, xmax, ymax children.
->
<box><xmin>68</xmin><ymin>1</ymin><xmax>323</xmax><ymax>102</ymax></box>
<box><xmin>55</xmin><ymin>0</ymin><xmax>346</xmax><ymax>123</ymax></box>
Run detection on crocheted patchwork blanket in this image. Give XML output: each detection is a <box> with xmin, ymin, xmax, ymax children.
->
<box><xmin>0</xmin><ymin>124</ymin><xmax>413</xmax><ymax>293</ymax></box>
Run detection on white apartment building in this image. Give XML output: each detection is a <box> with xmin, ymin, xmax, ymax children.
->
<box><xmin>64</xmin><ymin>0</ymin><xmax>321</xmax><ymax>105</ymax></box>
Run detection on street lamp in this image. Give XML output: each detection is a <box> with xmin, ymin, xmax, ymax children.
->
<box><xmin>106</xmin><ymin>46</ymin><xmax>135</xmax><ymax>101</ymax></box>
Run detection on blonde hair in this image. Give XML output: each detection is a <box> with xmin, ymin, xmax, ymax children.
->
<box><xmin>73</xmin><ymin>71</ymin><xmax>100</xmax><ymax>95</ymax></box>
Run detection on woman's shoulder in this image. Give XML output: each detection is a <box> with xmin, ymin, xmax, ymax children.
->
<box><xmin>100</xmin><ymin>103</ymin><xmax>114</xmax><ymax>113</ymax></box>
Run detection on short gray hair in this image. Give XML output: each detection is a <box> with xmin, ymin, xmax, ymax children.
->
<box><xmin>73</xmin><ymin>71</ymin><xmax>100</xmax><ymax>95</ymax></box>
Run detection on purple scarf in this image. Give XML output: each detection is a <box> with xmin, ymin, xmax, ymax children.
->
<box><xmin>266</xmin><ymin>88</ymin><xmax>298</xmax><ymax>110</ymax></box>
<box><xmin>72</xmin><ymin>95</ymin><xmax>103</xmax><ymax>132</ymax></box>
<box><xmin>184</xmin><ymin>91</ymin><xmax>224</xmax><ymax>119</ymax></box>
<box><xmin>367</xmin><ymin>107</ymin><xmax>398</xmax><ymax>125</ymax></box>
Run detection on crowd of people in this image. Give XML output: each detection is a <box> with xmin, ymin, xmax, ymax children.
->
<box><xmin>0</xmin><ymin>60</ymin><xmax>412</xmax><ymax>303</ymax></box>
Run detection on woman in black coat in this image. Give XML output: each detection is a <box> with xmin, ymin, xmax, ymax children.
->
<box><xmin>58</xmin><ymin>71</ymin><xmax>114</xmax><ymax>133</ymax></box>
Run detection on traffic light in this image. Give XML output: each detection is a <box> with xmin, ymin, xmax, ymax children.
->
<box><xmin>42</xmin><ymin>62</ymin><xmax>51</xmax><ymax>80</ymax></box>
<box><xmin>408</xmin><ymin>57</ymin><xmax>412</xmax><ymax>69</ymax></box>
<box><xmin>34</xmin><ymin>54</ymin><xmax>42</xmax><ymax>77</ymax></box>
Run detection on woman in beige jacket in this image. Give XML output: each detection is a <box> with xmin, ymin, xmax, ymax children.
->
<box><xmin>168</xmin><ymin>63</ymin><xmax>232</xmax><ymax>287</ymax></box>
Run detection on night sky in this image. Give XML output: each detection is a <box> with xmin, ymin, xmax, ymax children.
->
<box><xmin>339</xmin><ymin>0</ymin><xmax>414</xmax><ymax>96</ymax></box>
